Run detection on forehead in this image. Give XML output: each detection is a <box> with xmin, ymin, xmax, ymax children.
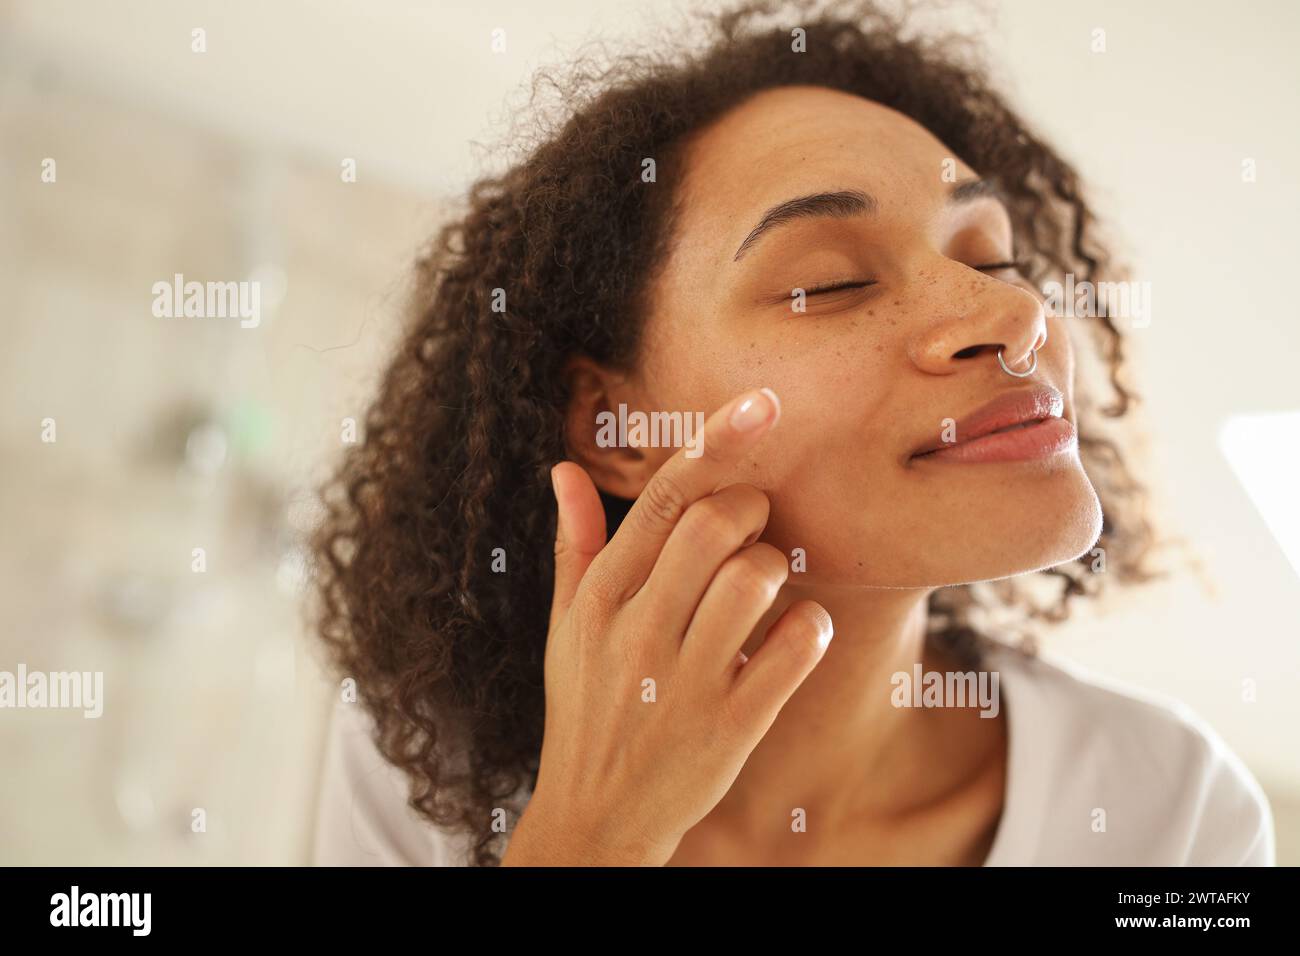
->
<box><xmin>673</xmin><ymin>85</ymin><xmax>977</xmax><ymax>257</ymax></box>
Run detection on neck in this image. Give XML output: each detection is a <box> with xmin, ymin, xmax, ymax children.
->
<box><xmin>716</xmin><ymin>581</ymin><xmax>955</xmax><ymax>832</ymax></box>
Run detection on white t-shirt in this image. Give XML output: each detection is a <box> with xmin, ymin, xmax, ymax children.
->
<box><xmin>311</xmin><ymin>641</ymin><xmax>1276</xmax><ymax>866</ymax></box>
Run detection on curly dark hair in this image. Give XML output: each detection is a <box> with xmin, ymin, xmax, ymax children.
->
<box><xmin>310</xmin><ymin>0</ymin><xmax>1158</xmax><ymax>866</ymax></box>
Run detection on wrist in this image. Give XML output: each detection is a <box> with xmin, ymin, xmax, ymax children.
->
<box><xmin>502</xmin><ymin>794</ymin><xmax>674</xmax><ymax>866</ymax></box>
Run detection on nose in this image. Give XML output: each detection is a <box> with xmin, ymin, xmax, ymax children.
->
<box><xmin>907</xmin><ymin>268</ymin><xmax>1048</xmax><ymax>376</ymax></box>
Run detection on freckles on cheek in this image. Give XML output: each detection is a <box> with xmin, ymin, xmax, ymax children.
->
<box><xmin>755</xmin><ymin>345</ymin><xmax>889</xmax><ymax>466</ymax></box>
<box><xmin>832</xmin><ymin>318</ymin><xmax>895</xmax><ymax>374</ymax></box>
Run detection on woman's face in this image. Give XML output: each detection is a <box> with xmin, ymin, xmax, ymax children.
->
<box><xmin>600</xmin><ymin>84</ymin><xmax>1103</xmax><ymax>588</ymax></box>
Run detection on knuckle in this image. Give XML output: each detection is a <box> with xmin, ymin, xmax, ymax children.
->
<box><xmin>578</xmin><ymin>563</ymin><xmax>619</xmax><ymax>606</ymax></box>
<box><xmin>718</xmin><ymin>549</ymin><xmax>786</xmax><ymax>603</ymax></box>
<box><xmin>634</xmin><ymin>470</ymin><xmax>690</xmax><ymax>532</ymax></box>
<box><xmin>722</xmin><ymin>568</ymin><xmax>769</xmax><ymax>605</ymax></box>
<box><xmin>566</xmin><ymin>585</ymin><xmax>610</xmax><ymax>634</ymax></box>
<box><xmin>745</xmin><ymin>541</ymin><xmax>787</xmax><ymax>574</ymax></box>
<box><xmin>680</xmin><ymin>497</ymin><xmax>738</xmax><ymax>547</ymax></box>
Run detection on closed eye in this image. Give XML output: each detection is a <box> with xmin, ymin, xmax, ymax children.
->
<box><xmin>794</xmin><ymin>261</ymin><xmax>1027</xmax><ymax>302</ymax></box>
<box><xmin>803</xmin><ymin>279</ymin><xmax>877</xmax><ymax>296</ymax></box>
<box><xmin>804</xmin><ymin>260</ymin><xmax>1028</xmax><ymax>295</ymax></box>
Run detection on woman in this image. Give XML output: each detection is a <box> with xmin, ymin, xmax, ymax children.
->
<box><xmin>309</xmin><ymin>0</ymin><xmax>1274</xmax><ymax>866</ymax></box>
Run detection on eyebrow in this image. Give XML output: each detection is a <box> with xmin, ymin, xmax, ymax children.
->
<box><xmin>731</xmin><ymin>178</ymin><xmax>1007</xmax><ymax>262</ymax></box>
<box><xmin>733</xmin><ymin>190</ymin><xmax>874</xmax><ymax>261</ymax></box>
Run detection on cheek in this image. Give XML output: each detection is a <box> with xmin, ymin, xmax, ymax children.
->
<box><xmin>761</xmin><ymin>344</ymin><xmax>895</xmax><ymax>464</ymax></box>
<box><xmin>758</xmin><ymin>312</ymin><xmax>900</xmax><ymax>405</ymax></box>
<box><xmin>715</xmin><ymin>313</ymin><xmax>908</xmax><ymax>489</ymax></box>
<box><xmin>753</xmin><ymin>460</ymin><xmax>911</xmax><ymax>587</ymax></box>
<box><xmin>638</xmin><ymin>307</ymin><xmax>904</xmax><ymax>508</ymax></box>
<box><xmin>743</xmin><ymin>371</ymin><xmax>902</xmax><ymax>542</ymax></box>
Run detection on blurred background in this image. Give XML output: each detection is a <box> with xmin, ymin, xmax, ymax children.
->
<box><xmin>1</xmin><ymin>0</ymin><xmax>1296</xmax><ymax>865</ymax></box>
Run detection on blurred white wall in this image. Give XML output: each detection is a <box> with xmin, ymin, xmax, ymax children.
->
<box><xmin>1</xmin><ymin>0</ymin><xmax>1297</xmax><ymax>864</ymax></box>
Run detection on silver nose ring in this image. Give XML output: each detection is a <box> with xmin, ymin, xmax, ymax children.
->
<box><xmin>997</xmin><ymin>347</ymin><xmax>1038</xmax><ymax>378</ymax></box>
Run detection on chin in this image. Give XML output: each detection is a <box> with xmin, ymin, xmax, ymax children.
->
<box><xmin>947</xmin><ymin>466</ymin><xmax>1105</xmax><ymax>584</ymax></box>
<box><xmin>838</xmin><ymin>469</ymin><xmax>1103</xmax><ymax>588</ymax></box>
<box><xmin>768</xmin><ymin>459</ymin><xmax>1104</xmax><ymax>589</ymax></box>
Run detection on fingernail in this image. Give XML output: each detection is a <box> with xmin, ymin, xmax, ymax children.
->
<box><xmin>729</xmin><ymin>388</ymin><xmax>779</xmax><ymax>431</ymax></box>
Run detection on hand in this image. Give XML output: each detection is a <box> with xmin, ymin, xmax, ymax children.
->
<box><xmin>502</xmin><ymin>387</ymin><xmax>834</xmax><ymax>866</ymax></box>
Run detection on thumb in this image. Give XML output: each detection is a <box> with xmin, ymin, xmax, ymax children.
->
<box><xmin>548</xmin><ymin>460</ymin><xmax>607</xmax><ymax>633</ymax></box>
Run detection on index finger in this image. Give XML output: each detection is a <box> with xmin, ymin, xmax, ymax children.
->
<box><xmin>590</xmin><ymin>386</ymin><xmax>781</xmax><ymax>598</ymax></box>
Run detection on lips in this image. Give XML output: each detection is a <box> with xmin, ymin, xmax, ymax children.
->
<box><xmin>909</xmin><ymin>384</ymin><xmax>1076</xmax><ymax>464</ymax></box>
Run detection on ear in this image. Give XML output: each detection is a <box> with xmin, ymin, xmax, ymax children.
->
<box><xmin>562</xmin><ymin>355</ymin><xmax>673</xmax><ymax>499</ymax></box>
